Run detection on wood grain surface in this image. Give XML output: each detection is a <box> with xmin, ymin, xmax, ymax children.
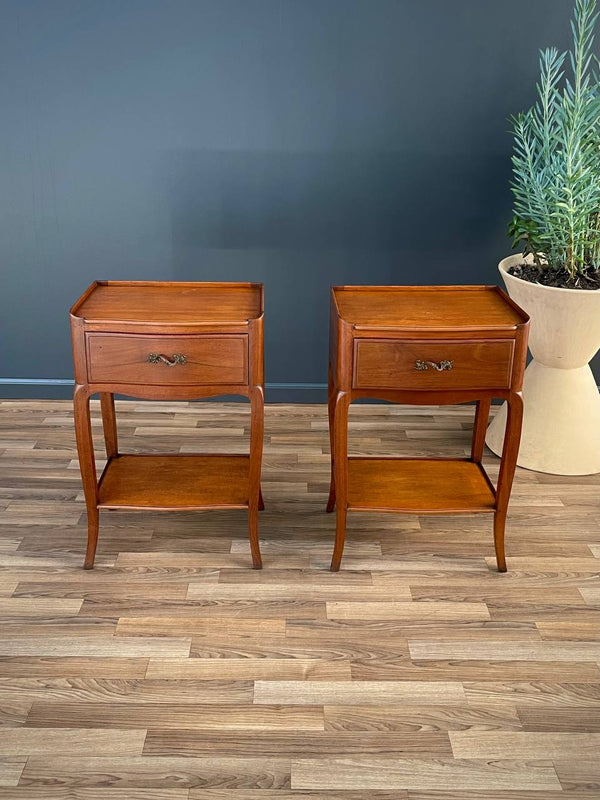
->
<box><xmin>0</xmin><ymin>398</ymin><xmax>598</xmax><ymax>797</ymax></box>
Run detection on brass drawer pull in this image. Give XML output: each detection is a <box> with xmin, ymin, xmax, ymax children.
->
<box><xmin>415</xmin><ymin>359</ymin><xmax>453</xmax><ymax>372</ymax></box>
<box><xmin>148</xmin><ymin>353</ymin><xmax>187</xmax><ymax>367</ymax></box>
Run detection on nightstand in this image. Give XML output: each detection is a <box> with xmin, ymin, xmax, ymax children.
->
<box><xmin>326</xmin><ymin>285</ymin><xmax>529</xmax><ymax>572</ymax></box>
<box><xmin>70</xmin><ymin>281</ymin><xmax>265</xmax><ymax>570</ymax></box>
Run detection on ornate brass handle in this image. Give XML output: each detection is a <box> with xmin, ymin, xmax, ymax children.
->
<box><xmin>415</xmin><ymin>359</ymin><xmax>453</xmax><ymax>372</ymax></box>
<box><xmin>147</xmin><ymin>353</ymin><xmax>187</xmax><ymax>367</ymax></box>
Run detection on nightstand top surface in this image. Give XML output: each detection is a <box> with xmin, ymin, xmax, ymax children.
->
<box><xmin>332</xmin><ymin>285</ymin><xmax>527</xmax><ymax>329</ymax></box>
<box><xmin>71</xmin><ymin>281</ymin><xmax>263</xmax><ymax>324</ymax></box>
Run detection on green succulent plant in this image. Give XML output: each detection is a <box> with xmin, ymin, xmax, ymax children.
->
<box><xmin>509</xmin><ymin>0</ymin><xmax>600</xmax><ymax>279</ymax></box>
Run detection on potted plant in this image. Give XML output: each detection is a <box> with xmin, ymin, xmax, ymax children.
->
<box><xmin>486</xmin><ymin>0</ymin><xmax>600</xmax><ymax>475</ymax></box>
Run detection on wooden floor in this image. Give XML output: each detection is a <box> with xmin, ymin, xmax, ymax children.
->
<box><xmin>0</xmin><ymin>398</ymin><xmax>599</xmax><ymax>799</ymax></box>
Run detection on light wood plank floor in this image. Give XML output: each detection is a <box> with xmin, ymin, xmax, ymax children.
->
<box><xmin>0</xmin><ymin>398</ymin><xmax>599</xmax><ymax>798</ymax></box>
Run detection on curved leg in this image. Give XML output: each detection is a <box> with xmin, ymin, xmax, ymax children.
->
<box><xmin>471</xmin><ymin>398</ymin><xmax>491</xmax><ymax>462</ymax></box>
<box><xmin>100</xmin><ymin>392</ymin><xmax>118</xmax><ymax>458</ymax></box>
<box><xmin>248</xmin><ymin>385</ymin><xmax>264</xmax><ymax>569</ymax></box>
<box><xmin>494</xmin><ymin>392</ymin><xmax>524</xmax><ymax>573</ymax></box>
<box><xmin>73</xmin><ymin>385</ymin><xmax>99</xmax><ymax>569</ymax></box>
<box><xmin>258</xmin><ymin>486</ymin><xmax>265</xmax><ymax>511</ymax></box>
<box><xmin>330</xmin><ymin>391</ymin><xmax>350</xmax><ymax>571</ymax></box>
<box><xmin>493</xmin><ymin>509</ymin><xmax>508</xmax><ymax>573</ymax></box>
<box><xmin>326</xmin><ymin>365</ymin><xmax>336</xmax><ymax>513</ymax></box>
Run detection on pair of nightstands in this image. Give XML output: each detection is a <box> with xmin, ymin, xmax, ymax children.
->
<box><xmin>70</xmin><ymin>282</ymin><xmax>528</xmax><ymax>572</ymax></box>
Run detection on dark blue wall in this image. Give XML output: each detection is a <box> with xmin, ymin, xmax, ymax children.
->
<box><xmin>1</xmin><ymin>0</ymin><xmax>590</xmax><ymax>400</ymax></box>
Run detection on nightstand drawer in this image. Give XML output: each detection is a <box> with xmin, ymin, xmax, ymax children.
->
<box><xmin>86</xmin><ymin>333</ymin><xmax>248</xmax><ymax>385</ymax></box>
<box><xmin>353</xmin><ymin>338</ymin><xmax>514</xmax><ymax>391</ymax></box>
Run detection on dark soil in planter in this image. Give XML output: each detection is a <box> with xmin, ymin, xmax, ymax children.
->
<box><xmin>508</xmin><ymin>261</ymin><xmax>600</xmax><ymax>290</ymax></box>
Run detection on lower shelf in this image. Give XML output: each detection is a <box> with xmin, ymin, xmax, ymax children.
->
<box><xmin>347</xmin><ymin>457</ymin><xmax>496</xmax><ymax>514</ymax></box>
<box><xmin>97</xmin><ymin>454</ymin><xmax>250</xmax><ymax>510</ymax></box>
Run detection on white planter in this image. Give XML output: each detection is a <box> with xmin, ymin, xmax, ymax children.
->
<box><xmin>486</xmin><ymin>254</ymin><xmax>600</xmax><ymax>475</ymax></box>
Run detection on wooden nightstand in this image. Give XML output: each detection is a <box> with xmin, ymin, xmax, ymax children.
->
<box><xmin>70</xmin><ymin>281</ymin><xmax>265</xmax><ymax>570</ymax></box>
<box><xmin>326</xmin><ymin>285</ymin><xmax>529</xmax><ymax>572</ymax></box>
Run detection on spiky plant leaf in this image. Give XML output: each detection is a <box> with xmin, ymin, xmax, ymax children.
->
<box><xmin>509</xmin><ymin>0</ymin><xmax>600</xmax><ymax>278</ymax></box>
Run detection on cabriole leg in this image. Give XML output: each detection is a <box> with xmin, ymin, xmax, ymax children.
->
<box><xmin>326</xmin><ymin>365</ymin><xmax>336</xmax><ymax>513</ymax></box>
<box><xmin>493</xmin><ymin>508</ymin><xmax>508</xmax><ymax>573</ymax></box>
<box><xmin>73</xmin><ymin>385</ymin><xmax>99</xmax><ymax>569</ymax></box>
<box><xmin>471</xmin><ymin>398</ymin><xmax>491</xmax><ymax>462</ymax></box>
<box><xmin>330</xmin><ymin>391</ymin><xmax>350</xmax><ymax>571</ymax></box>
<box><xmin>99</xmin><ymin>392</ymin><xmax>118</xmax><ymax>458</ymax></box>
<box><xmin>493</xmin><ymin>392</ymin><xmax>524</xmax><ymax>573</ymax></box>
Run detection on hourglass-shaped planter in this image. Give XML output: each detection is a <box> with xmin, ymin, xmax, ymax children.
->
<box><xmin>486</xmin><ymin>254</ymin><xmax>600</xmax><ymax>475</ymax></box>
